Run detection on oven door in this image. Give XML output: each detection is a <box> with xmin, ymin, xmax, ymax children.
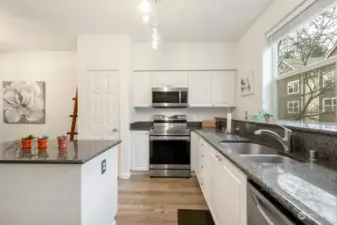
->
<box><xmin>149</xmin><ymin>136</ymin><xmax>190</xmax><ymax>170</ymax></box>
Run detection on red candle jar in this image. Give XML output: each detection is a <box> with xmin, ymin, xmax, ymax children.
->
<box><xmin>58</xmin><ymin>139</ymin><xmax>67</xmax><ymax>149</ymax></box>
<box><xmin>37</xmin><ymin>139</ymin><xmax>48</xmax><ymax>149</ymax></box>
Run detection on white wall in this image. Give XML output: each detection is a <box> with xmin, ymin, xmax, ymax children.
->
<box><xmin>0</xmin><ymin>51</ymin><xmax>76</xmax><ymax>142</ymax></box>
<box><xmin>132</xmin><ymin>42</ymin><xmax>237</xmax><ymax>121</ymax></box>
<box><xmin>234</xmin><ymin>0</ymin><xmax>303</xmax><ymax>120</ymax></box>
<box><xmin>134</xmin><ymin>108</ymin><xmax>227</xmax><ymax>121</ymax></box>
<box><xmin>133</xmin><ymin>42</ymin><xmax>237</xmax><ymax>70</ymax></box>
<box><xmin>77</xmin><ymin>34</ymin><xmax>133</xmax><ymax>179</ymax></box>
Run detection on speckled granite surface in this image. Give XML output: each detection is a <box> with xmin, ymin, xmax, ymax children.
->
<box><xmin>0</xmin><ymin>140</ymin><xmax>121</xmax><ymax>164</ymax></box>
<box><xmin>193</xmin><ymin>128</ymin><xmax>337</xmax><ymax>225</ymax></box>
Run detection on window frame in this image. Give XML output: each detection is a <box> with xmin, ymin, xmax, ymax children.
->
<box><xmin>287</xmin><ymin>80</ymin><xmax>300</xmax><ymax>95</ymax></box>
<box><xmin>287</xmin><ymin>100</ymin><xmax>300</xmax><ymax>114</ymax></box>
<box><xmin>322</xmin><ymin>71</ymin><xmax>335</xmax><ymax>88</ymax></box>
<box><xmin>322</xmin><ymin>97</ymin><xmax>337</xmax><ymax>113</ymax></box>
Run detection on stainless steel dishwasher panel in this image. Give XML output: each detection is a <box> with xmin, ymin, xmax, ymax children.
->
<box><xmin>248</xmin><ymin>182</ymin><xmax>297</xmax><ymax>225</ymax></box>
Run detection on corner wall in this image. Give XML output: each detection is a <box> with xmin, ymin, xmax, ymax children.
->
<box><xmin>234</xmin><ymin>0</ymin><xmax>303</xmax><ymax>120</ymax></box>
<box><xmin>0</xmin><ymin>51</ymin><xmax>77</xmax><ymax>142</ymax></box>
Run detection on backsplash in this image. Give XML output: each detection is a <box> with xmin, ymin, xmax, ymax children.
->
<box><xmin>217</xmin><ymin>118</ymin><xmax>337</xmax><ymax>170</ymax></box>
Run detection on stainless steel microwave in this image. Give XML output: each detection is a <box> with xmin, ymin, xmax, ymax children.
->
<box><xmin>152</xmin><ymin>87</ymin><xmax>188</xmax><ymax>108</ymax></box>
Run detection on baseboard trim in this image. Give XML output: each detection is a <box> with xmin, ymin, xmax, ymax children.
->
<box><xmin>119</xmin><ymin>173</ymin><xmax>131</xmax><ymax>179</ymax></box>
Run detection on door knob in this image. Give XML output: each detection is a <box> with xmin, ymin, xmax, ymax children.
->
<box><xmin>113</xmin><ymin>128</ymin><xmax>118</xmax><ymax>132</ymax></box>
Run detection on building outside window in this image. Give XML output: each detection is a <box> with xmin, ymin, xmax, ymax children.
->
<box><xmin>287</xmin><ymin>80</ymin><xmax>300</xmax><ymax>94</ymax></box>
<box><xmin>323</xmin><ymin>97</ymin><xmax>337</xmax><ymax>112</ymax></box>
<box><xmin>287</xmin><ymin>101</ymin><xmax>299</xmax><ymax>114</ymax></box>
<box><xmin>276</xmin><ymin>3</ymin><xmax>337</xmax><ymax>123</ymax></box>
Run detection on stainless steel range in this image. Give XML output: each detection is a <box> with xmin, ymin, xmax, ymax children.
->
<box><xmin>149</xmin><ymin>115</ymin><xmax>191</xmax><ymax>178</ymax></box>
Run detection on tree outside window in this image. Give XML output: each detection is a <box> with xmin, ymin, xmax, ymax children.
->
<box><xmin>277</xmin><ymin>4</ymin><xmax>337</xmax><ymax>123</ymax></box>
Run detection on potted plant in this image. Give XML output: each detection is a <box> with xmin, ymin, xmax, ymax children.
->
<box><xmin>21</xmin><ymin>135</ymin><xmax>35</xmax><ymax>149</ymax></box>
<box><xmin>57</xmin><ymin>135</ymin><xmax>67</xmax><ymax>149</ymax></box>
<box><xmin>37</xmin><ymin>136</ymin><xmax>49</xmax><ymax>149</ymax></box>
<box><xmin>263</xmin><ymin>113</ymin><xmax>273</xmax><ymax>123</ymax></box>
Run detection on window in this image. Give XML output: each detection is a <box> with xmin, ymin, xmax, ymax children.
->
<box><xmin>287</xmin><ymin>101</ymin><xmax>299</xmax><ymax>114</ymax></box>
<box><xmin>287</xmin><ymin>80</ymin><xmax>299</xmax><ymax>94</ymax></box>
<box><xmin>275</xmin><ymin>4</ymin><xmax>337</xmax><ymax>122</ymax></box>
<box><xmin>323</xmin><ymin>71</ymin><xmax>335</xmax><ymax>87</ymax></box>
<box><xmin>323</xmin><ymin>98</ymin><xmax>337</xmax><ymax>112</ymax></box>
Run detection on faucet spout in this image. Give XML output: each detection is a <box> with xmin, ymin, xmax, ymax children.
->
<box><xmin>254</xmin><ymin>124</ymin><xmax>292</xmax><ymax>152</ymax></box>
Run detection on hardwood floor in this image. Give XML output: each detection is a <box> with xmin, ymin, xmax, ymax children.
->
<box><xmin>116</xmin><ymin>175</ymin><xmax>208</xmax><ymax>225</ymax></box>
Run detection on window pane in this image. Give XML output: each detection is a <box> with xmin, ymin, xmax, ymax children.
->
<box><xmin>276</xmin><ymin>4</ymin><xmax>337</xmax><ymax>123</ymax></box>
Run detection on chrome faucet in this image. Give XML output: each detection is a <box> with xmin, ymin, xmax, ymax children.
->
<box><xmin>254</xmin><ymin>124</ymin><xmax>292</xmax><ymax>152</ymax></box>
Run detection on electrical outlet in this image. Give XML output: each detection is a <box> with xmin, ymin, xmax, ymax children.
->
<box><xmin>101</xmin><ymin>159</ymin><xmax>106</xmax><ymax>175</ymax></box>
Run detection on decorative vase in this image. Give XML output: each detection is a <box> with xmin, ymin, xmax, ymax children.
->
<box><xmin>38</xmin><ymin>140</ymin><xmax>48</xmax><ymax>149</ymax></box>
<box><xmin>21</xmin><ymin>140</ymin><xmax>33</xmax><ymax>149</ymax></box>
<box><xmin>58</xmin><ymin>140</ymin><xmax>67</xmax><ymax>149</ymax></box>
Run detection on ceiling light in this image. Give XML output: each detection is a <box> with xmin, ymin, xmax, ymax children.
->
<box><xmin>152</xmin><ymin>28</ymin><xmax>159</xmax><ymax>41</ymax></box>
<box><xmin>142</xmin><ymin>14</ymin><xmax>151</xmax><ymax>23</ymax></box>
<box><xmin>139</xmin><ymin>0</ymin><xmax>152</xmax><ymax>14</ymax></box>
<box><xmin>152</xmin><ymin>40</ymin><xmax>158</xmax><ymax>49</ymax></box>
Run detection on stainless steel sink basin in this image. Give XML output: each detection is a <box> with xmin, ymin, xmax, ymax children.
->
<box><xmin>221</xmin><ymin>143</ymin><xmax>278</xmax><ymax>155</ymax></box>
<box><xmin>240</xmin><ymin>155</ymin><xmax>298</xmax><ymax>164</ymax></box>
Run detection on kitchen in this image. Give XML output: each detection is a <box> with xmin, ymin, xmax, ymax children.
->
<box><xmin>1</xmin><ymin>0</ymin><xmax>337</xmax><ymax>225</ymax></box>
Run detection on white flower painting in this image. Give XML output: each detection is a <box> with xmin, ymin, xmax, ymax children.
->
<box><xmin>3</xmin><ymin>81</ymin><xmax>45</xmax><ymax>124</ymax></box>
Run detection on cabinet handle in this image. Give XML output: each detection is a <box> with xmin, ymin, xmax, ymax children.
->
<box><xmin>217</xmin><ymin>155</ymin><xmax>223</xmax><ymax>161</ymax></box>
<box><xmin>201</xmin><ymin>154</ymin><xmax>204</xmax><ymax>158</ymax></box>
<box><xmin>201</xmin><ymin>165</ymin><xmax>204</xmax><ymax>169</ymax></box>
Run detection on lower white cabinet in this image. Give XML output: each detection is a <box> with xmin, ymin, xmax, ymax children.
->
<box><xmin>131</xmin><ymin>131</ymin><xmax>149</xmax><ymax>171</ymax></box>
<box><xmin>193</xmin><ymin>132</ymin><xmax>247</xmax><ymax>225</ymax></box>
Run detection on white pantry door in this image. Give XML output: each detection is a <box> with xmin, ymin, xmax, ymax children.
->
<box><xmin>86</xmin><ymin>70</ymin><xmax>119</xmax><ymax>140</ymax></box>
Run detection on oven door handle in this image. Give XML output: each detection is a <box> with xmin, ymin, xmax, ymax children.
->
<box><xmin>150</xmin><ymin>136</ymin><xmax>190</xmax><ymax>141</ymax></box>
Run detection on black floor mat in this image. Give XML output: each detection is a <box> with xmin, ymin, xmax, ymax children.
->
<box><xmin>177</xmin><ymin>209</ymin><xmax>215</xmax><ymax>225</ymax></box>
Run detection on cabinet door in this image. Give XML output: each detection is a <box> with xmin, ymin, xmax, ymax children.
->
<box><xmin>152</xmin><ymin>72</ymin><xmax>170</xmax><ymax>87</ymax></box>
<box><xmin>131</xmin><ymin>131</ymin><xmax>150</xmax><ymax>171</ymax></box>
<box><xmin>211</xmin><ymin>71</ymin><xmax>236</xmax><ymax>107</ymax></box>
<box><xmin>169</xmin><ymin>71</ymin><xmax>188</xmax><ymax>87</ymax></box>
<box><xmin>190</xmin><ymin>132</ymin><xmax>199</xmax><ymax>172</ymax></box>
<box><xmin>133</xmin><ymin>72</ymin><xmax>152</xmax><ymax>107</ymax></box>
<box><xmin>188</xmin><ymin>71</ymin><xmax>212</xmax><ymax>107</ymax></box>
<box><xmin>215</xmin><ymin>153</ymin><xmax>247</xmax><ymax>225</ymax></box>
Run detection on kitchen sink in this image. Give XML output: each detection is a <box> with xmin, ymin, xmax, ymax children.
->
<box><xmin>240</xmin><ymin>155</ymin><xmax>299</xmax><ymax>164</ymax></box>
<box><xmin>221</xmin><ymin>142</ymin><xmax>278</xmax><ymax>155</ymax></box>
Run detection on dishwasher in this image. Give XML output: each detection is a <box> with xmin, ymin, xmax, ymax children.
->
<box><xmin>248</xmin><ymin>182</ymin><xmax>303</xmax><ymax>225</ymax></box>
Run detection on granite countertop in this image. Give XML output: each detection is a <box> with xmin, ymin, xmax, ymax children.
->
<box><xmin>0</xmin><ymin>140</ymin><xmax>121</xmax><ymax>164</ymax></box>
<box><xmin>193</xmin><ymin>128</ymin><xmax>337</xmax><ymax>225</ymax></box>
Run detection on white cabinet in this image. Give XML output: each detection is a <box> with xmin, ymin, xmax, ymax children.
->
<box><xmin>132</xmin><ymin>70</ymin><xmax>236</xmax><ymax>108</ymax></box>
<box><xmin>193</xmin><ymin>132</ymin><xmax>247</xmax><ymax>225</ymax></box>
<box><xmin>152</xmin><ymin>71</ymin><xmax>188</xmax><ymax>87</ymax></box>
<box><xmin>131</xmin><ymin>131</ymin><xmax>149</xmax><ymax>171</ymax></box>
<box><xmin>133</xmin><ymin>72</ymin><xmax>152</xmax><ymax>107</ymax></box>
<box><xmin>188</xmin><ymin>71</ymin><xmax>212</xmax><ymax>107</ymax></box>
<box><xmin>152</xmin><ymin>72</ymin><xmax>170</xmax><ymax>87</ymax></box>
<box><xmin>211</xmin><ymin>71</ymin><xmax>236</xmax><ymax>107</ymax></box>
<box><xmin>169</xmin><ymin>71</ymin><xmax>188</xmax><ymax>87</ymax></box>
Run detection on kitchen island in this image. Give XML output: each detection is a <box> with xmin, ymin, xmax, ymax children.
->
<box><xmin>0</xmin><ymin>140</ymin><xmax>121</xmax><ymax>225</ymax></box>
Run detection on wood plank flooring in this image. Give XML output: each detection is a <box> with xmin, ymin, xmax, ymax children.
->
<box><xmin>116</xmin><ymin>175</ymin><xmax>208</xmax><ymax>225</ymax></box>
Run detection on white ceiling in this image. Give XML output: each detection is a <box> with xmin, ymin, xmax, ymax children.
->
<box><xmin>0</xmin><ymin>0</ymin><xmax>273</xmax><ymax>50</ymax></box>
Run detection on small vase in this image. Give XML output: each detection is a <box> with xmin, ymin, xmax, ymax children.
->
<box><xmin>38</xmin><ymin>140</ymin><xmax>48</xmax><ymax>149</ymax></box>
<box><xmin>58</xmin><ymin>140</ymin><xmax>67</xmax><ymax>149</ymax></box>
<box><xmin>21</xmin><ymin>140</ymin><xmax>32</xmax><ymax>149</ymax></box>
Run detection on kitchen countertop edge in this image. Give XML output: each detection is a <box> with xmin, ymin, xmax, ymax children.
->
<box><xmin>192</xmin><ymin>129</ymin><xmax>335</xmax><ymax>225</ymax></box>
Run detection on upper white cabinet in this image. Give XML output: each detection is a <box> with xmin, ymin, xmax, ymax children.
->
<box><xmin>133</xmin><ymin>70</ymin><xmax>236</xmax><ymax>108</ymax></box>
<box><xmin>211</xmin><ymin>71</ymin><xmax>236</xmax><ymax>107</ymax></box>
<box><xmin>188</xmin><ymin>71</ymin><xmax>212</xmax><ymax>107</ymax></box>
<box><xmin>169</xmin><ymin>72</ymin><xmax>188</xmax><ymax>87</ymax></box>
<box><xmin>152</xmin><ymin>71</ymin><xmax>188</xmax><ymax>87</ymax></box>
<box><xmin>131</xmin><ymin>131</ymin><xmax>150</xmax><ymax>171</ymax></box>
<box><xmin>133</xmin><ymin>72</ymin><xmax>152</xmax><ymax>107</ymax></box>
<box><xmin>152</xmin><ymin>72</ymin><xmax>170</xmax><ymax>87</ymax></box>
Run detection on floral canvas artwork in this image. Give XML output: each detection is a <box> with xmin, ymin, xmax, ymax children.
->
<box><xmin>3</xmin><ymin>81</ymin><xmax>45</xmax><ymax>124</ymax></box>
